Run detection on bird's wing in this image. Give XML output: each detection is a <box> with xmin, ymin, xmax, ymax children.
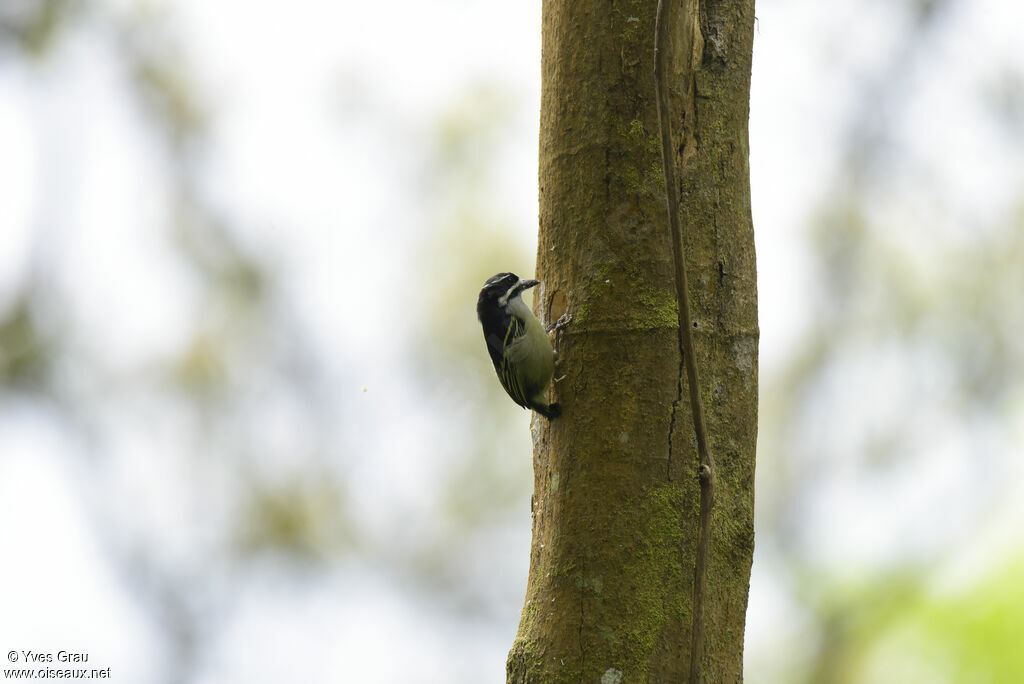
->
<box><xmin>498</xmin><ymin>317</ymin><xmax>531</xmax><ymax>407</ymax></box>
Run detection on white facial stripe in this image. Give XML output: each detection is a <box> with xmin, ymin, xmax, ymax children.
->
<box><xmin>498</xmin><ymin>281</ymin><xmax>519</xmax><ymax>307</ymax></box>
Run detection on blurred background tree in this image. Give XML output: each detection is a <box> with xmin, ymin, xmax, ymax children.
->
<box><xmin>749</xmin><ymin>1</ymin><xmax>1024</xmax><ymax>681</ymax></box>
<box><xmin>0</xmin><ymin>1</ymin><xmax>1022</xmax><ymax>683</ymax></box>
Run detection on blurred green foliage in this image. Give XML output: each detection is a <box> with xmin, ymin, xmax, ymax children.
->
<box><xmin>0</xmin><ymin>0</ymin><xmax>76</xmax><ymax>57</ymax></box>
<box><xmin>753</xmin><ymin>1</ymin><xmax>1024</xmax><ymax>681</ymax></box>
<box><xmin>0</xmin><ymin>5</ymin><xmax>355</xmax><ymax>679</ymax></box>
<box><xmin>861</xmin><ymin>556</ymin><xmax>1024</xmax><ymax>682</ymax></box>
<box><xmin>0</xmin><ymin>297</ymin><xmax>50</xmax><ymax>389</ymax></box>
<box><xmin>237</xmin><ymin>473</ymin><xmax>357</xmax><ymax>562</ymax></box>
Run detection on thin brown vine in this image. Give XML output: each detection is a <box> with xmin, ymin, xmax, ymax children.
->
<box><xmin>653</xmin><ymin>2</ymin><xmax>717</xmax><ymax>682</ymax></box>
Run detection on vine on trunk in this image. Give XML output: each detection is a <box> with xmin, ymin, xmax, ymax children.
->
<box><xmin>653</xmin><ymin>2</ymin><xmax>716</xmax><ymax>682</ymax></box>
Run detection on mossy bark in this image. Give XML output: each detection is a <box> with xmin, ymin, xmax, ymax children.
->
<box><xmin>508</xmin><ymin>1</ymin><xmax>757</xmax><ymax>682</ymax></box>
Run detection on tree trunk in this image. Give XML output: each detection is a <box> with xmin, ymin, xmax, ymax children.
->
<box><xmin>508</xmin><ymin>1</ymin><xmax>758</xmax><ymax>682</ymax></box>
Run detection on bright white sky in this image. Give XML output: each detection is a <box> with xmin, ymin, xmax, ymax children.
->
<box><xmin>1</xmin><ymin>1</ymin><xmax>1023</xmax><ymax>682</ymax></box>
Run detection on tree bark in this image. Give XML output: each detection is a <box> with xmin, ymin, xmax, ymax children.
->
<box><xmin>508</xmin><ymin>1</ymin><xmax>757</xmax><ymax>682</ymax></box>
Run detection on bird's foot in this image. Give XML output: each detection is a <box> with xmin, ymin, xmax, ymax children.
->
<box><xmin>545</xmin><ymin>312</ymin><xmax>573</xmax><ymax>334</ymax></box>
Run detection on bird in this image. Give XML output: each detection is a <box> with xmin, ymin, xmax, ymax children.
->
<box><xmin>477</xmin><ymin>272</ymin><xmax>562</xmax><ymax>419</ymax></box>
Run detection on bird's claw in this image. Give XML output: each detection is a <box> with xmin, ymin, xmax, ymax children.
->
<box><xmin>546</xmin><ymin>312</ymin><xmax>573</xmax><ymax>334</ymax></box>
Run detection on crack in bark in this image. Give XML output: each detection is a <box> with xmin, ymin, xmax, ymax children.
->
<box><xmin>667</xmin><ymin>352</ymin><xmax>685</xmax><ymax>480</ymax></box>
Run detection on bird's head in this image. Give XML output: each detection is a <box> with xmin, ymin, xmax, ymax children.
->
<box><xmin>478</xmin><ymin>272</ymin><xmax>540</xmax><ymax>310</ymax></box>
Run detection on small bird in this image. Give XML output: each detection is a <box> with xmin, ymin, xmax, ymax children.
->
<box><xmin>477</xmin><ymin>272</ymin><xmax>561</xmax><ymax>419</ymax></box>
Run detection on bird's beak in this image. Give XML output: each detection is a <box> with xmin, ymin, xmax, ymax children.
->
<box><xmin>517</xmin><ymin>278</ymin><xmax>541</xmax><ymax>293</ymax></box>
